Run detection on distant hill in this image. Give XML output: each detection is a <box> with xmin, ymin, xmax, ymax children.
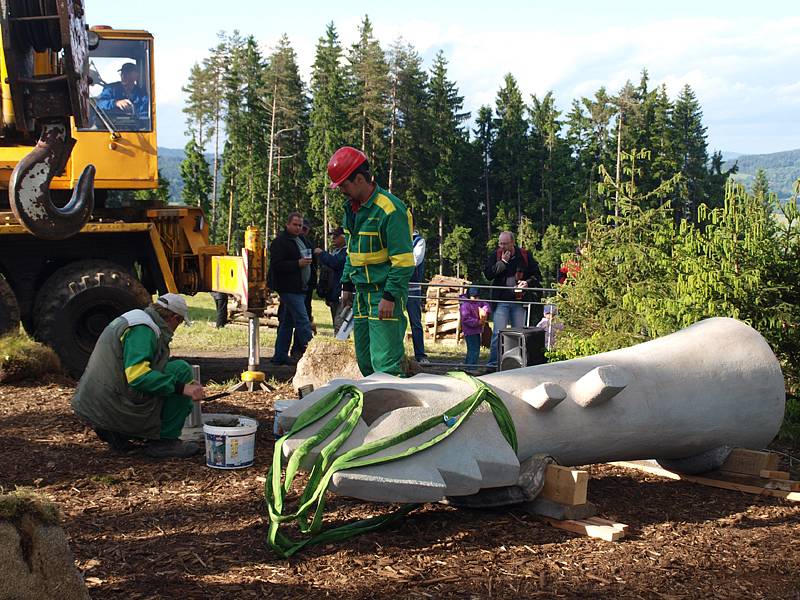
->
<box><xmin>157</xmin><ymin>146</ymin><xmax>217</xmax><ymax>202</ymax></box>
<box><xmin>723</xmin><ymin>149</ymin><xmax>800</xmax><ymax>202</ymax></box>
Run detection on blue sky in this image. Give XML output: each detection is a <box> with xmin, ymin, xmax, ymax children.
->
<box><xmin>85</xmin><ymin>1</ymin><xmax>800</xmax><ymax>155</ymax></box>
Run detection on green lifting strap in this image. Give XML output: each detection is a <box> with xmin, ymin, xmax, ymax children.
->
<box><xmin>265</xmin><ymin>372</ymin><xmax>518</xmax><ymax>558</ymax></box>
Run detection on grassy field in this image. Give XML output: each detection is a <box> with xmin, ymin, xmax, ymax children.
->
<box><xmin>171</xmin><ymin>292</ymin><xmax>480</xmax><ymax>364</ymax></box>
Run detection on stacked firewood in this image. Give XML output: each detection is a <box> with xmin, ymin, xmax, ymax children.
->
<box><xmin>423</xmin><ymin>275</ymin><xmax>470</xmax><ymax>343</ymax></box>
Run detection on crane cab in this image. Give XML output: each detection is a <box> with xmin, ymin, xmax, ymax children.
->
<box><xmin>61</xmin><ymin>27</ymin><xmax>158</xmax><ymax>196</ymax></box>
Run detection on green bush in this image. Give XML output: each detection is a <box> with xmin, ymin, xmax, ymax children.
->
<box><xmin>553</xmin><ymin>153</ymin><xmax>800</xmax><ymax>440</ymax></box>
<box><xmin>780</xmin><ymin>397</ymin><xmax>800</xmax><ymax>444</ymax></box>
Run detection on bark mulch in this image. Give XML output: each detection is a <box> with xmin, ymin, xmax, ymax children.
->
<box><xmin>0</xmin><ymin>377</ymin><xmax>798</xmax><ymax>599</ymax></box>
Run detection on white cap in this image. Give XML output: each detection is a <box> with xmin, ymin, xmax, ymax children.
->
<box><xmin>156</xmin><ymin>293</ymin><xmax>190</xmax><ymax>324</ymax></box>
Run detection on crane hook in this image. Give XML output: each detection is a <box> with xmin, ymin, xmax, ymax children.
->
<box><xmin>9</xmin><ymin>121</ymin><xmax>95</xmax><ymax>240</ymax></box>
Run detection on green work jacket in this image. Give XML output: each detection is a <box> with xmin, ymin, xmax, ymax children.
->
<box><xmin>71</xmin><ymin>307</ymin><xmax>190</xmax><ymax>439</ymax></box>
<box><xmin>341</xmin><ymin>185</ymin><xmax>415</xmax><ymax>301</ymax></box>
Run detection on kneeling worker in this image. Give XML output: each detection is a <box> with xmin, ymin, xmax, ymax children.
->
<box><xmin>72</xmin><ymin>293</ymin><xmax>205</xmax><ymax>459</ymax></box>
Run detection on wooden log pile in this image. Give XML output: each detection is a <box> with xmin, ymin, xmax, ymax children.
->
<box><xmin>422</xmin><ymin>275</ymin><xmax>470</xmax><ymax>344</ymax></box>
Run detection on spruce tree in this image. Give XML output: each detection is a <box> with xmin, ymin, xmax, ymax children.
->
<box><xmin>182</xmin><ymin>62</ymin><xmax>214</xmax><ymax>148</ymax></box>
<box><xmin>180</xmin><ymin>138</ymin><xmax>212</xmax><ymax>211</ymax></box>
<box><xmin>264</xmin><ymin>35</ymin><xmax>309</xmax><ymax>239</ymax></box>
<box><xmin>386</xmin><ymin>38</ymin><xmax>430</xmax><ymax>212</ymax></box>
<box><xmin>203</xmin><ymin>36</ymin><xmax>230</xmax><ymax>239</ymax></box>
<box><xmin>671</xmin><ymin>84</ymin><xmax>709</xmax><ymax>222</ymax></box>
<box><xmin>530</xmin><ymin>91</ymin><xmax>567</xmax><ymax>227</ymax></box>
<box><xmin>307</xmin><ymin>23</ymin><xmax>349</xmax><ymax>233</ymax></box>
<box><xmin>218</xmin><ymin>33</ymin><xmax>270</xmax><ymax>249</ymax></box>
<box><xmin>473</xmin><ymin>104</ymin><xmax>495</xmax><ymax>240</ymax></box>
<box><xmin>491</xmin><ymin>74</ymin><xmax>528</xmax><ymax>226</ymax></box>
<box><xmin>347</xmin><ymin>16</ymin><xmax>390</xmax><ymax>170</ymax></box>
<box><xmin>648</xmin><ymin>84</ymin><xmax>678</xmax><ymax>197</ymax></box>
<box><xmin>425</xmin><ymin>51</ymin><xmax>469</xmax><ymax>274</ymax></box>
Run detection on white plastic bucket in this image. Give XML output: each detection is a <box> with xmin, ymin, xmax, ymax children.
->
<box><xmin>273</xmin><ymin>400</ymin><xmax>294</xmax><ymax>437</ymax></box>
<box><xmin>203</xmin><ymin>413</ymin><xmax>258</xmax><ymax>469</ymax></box>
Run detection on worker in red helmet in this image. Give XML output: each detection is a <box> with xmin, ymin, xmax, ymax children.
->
<box><xmin>327</xmin><ymin>146</ymin><xmax>415</xmax><ymax>376</ymax></box>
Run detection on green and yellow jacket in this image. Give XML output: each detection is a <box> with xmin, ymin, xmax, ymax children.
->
<box><xmin>72</xmin><ymin>307</ymin><xmax>193</xmax><ymax>439</ymax></box>
<box><xmin>340</xmin><ymin>185</ymin><xmax>415</xmax><ymax>301</ymax></box>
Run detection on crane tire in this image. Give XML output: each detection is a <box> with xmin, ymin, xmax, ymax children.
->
<box><xmin>33</xmin><ymin>260</ymin><xmax>151</xmax><ymax>378</ymax></box>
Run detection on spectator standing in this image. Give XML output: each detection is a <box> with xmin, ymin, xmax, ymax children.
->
<box><xmin>483</xmin><ymin>230</ymin><xmax>542</xmax><ymax>369</ymax></box>
<box><xmin>406</xmin><ymin>228</ymin><xmax>429</xmax><ymax>364</ymax></box>
<box><xmin>314</xmin><ymin>226</ymin><xmax>348</xmax><ymax>329</ymax></box>
<box><xmin>267</xmin><ymin>213</ymin><xmax>314</xmax><ymax>366</ymax></box>
<box><xmin>460</xmin><ymin>286</ymin><xmax>491</xmax><ymax>367</ymax></box>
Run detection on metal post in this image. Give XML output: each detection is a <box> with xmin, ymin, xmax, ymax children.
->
<box><xmin>248</xmin><ymin>313</ymin><xmax>260</xmax><ymax>372</ymax></box>
<box><xmin>187</xmin><ymin>364</ymin><xmax>203</xmax><ymax>428</ymax></box>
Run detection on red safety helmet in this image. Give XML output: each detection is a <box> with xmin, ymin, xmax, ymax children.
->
<box><xmin>327</xmin><ymin>146</ymin><xmax>367</xmax><ymax>188</ymax></box>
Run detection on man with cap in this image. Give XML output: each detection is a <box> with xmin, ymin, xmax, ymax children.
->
<box><xmin>327</xmin><ymin>146</ymin><xmax>415</xmax><ymax>376</ymax></box>
<box><xmin>96</xmin><ymin>62</ymin><xmax>149</xmax><ymax>124</ymax></box>
<box><xmin>314</xmin><ymin>226</ymin><xmax>348</xmax><ymax>329</ymax></box>
<box><xmin>72</xmin><ymin>293</ymin><xmax>205</xmax><ymax>459</ymax></box>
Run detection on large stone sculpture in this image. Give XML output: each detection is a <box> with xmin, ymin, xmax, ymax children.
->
<box><xmin>278</xmin><ymin>318</ymin><xmax>785</xmax><ymax>503</ymax></box>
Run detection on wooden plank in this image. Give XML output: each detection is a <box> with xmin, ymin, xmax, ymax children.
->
<box><xmin>610</xmin><ymin>461</ymin><xmax>800</xmax><ymax>502</ymax></box>
<box><xmin>586</xmin><ymin>516</ymin><xmax>629</xmax><ymax>532</ymax></box>
<box><xmin>542</xmin><ymin>516</ymin><xmax>627</xmax><ymax>542</ymax></box>
<box><xmin>720</xmin><ymin>448</ymin><xmax>780</xmax><ymax>475</ymax></box>
<box><xmin>760</xmin><ymin>469</ymin><xmax>790</xmax><ymax>480</ymax></box>
<box><xmin>540</xmin><ymin>465</ymin><xmax>589</xmax><ymax>506</ymax></box>
<box><xmin>432</xmin><ymin>287</ymin><xmax>441</xmax><ymax>340</ymax></box>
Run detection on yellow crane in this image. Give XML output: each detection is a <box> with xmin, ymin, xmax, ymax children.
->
<box><xmin>0</xmin><ymin>1</ymin><xmax>226</xmax><ymax>376</ymax></box>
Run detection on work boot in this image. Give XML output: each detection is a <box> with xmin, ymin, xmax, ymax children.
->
<box><xmin>94</xmin><ymin>427</ymin><xmax>139</xmax><ymax>453</ymax></box>
<box><xmin>144</xmin><ymin>439</ymin><xmax>201</xmax><ymax>459</ymax></box>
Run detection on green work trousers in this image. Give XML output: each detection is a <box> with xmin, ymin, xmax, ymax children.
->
<box><xmin>158</xmin><ymin>359</ymin><xmax>194</xmax><ymax>439</ymax></box>
<box><xmin>353</xmin><ymin>283</ymin><xmax>408</xmax><ymax>377</ymax></box>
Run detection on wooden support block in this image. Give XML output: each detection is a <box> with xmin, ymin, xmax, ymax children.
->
<box><xmin>540</xmin><ymin>465</ymin><xmax>589</xmax><ymax>506</ymax></box>
<box><xmin>542</xmin><ymin>516</ymin><xmax>627</xmax><ymax>542</ymax></box>
<box><xmin>720</xmin><ymin>448</ymin><xmax>780</xmax><ymax>476</ymax></box>
<box><xmin>523</xmin><ymin>498</ymin><xmax>597</xmax><ymax>521</ymax></box>
<box><xmin>760</xmin><ymin>469</ymin><xmax>790</xmax><ymax>480</ymax></box>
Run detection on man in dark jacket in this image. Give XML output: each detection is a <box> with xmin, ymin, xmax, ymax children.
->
<box><xmin>314</xmin><ymin>226</ymin><xmax>347</xmax><ymax>330</ymax></box>
<box><xmin>483</xmin><ymin>230</ymin><xmax>542</xmax><ymax>368</ymax></box>
<box><xmin>268</xmin><ymin>212</ymin><xmax>314</xmax><ymax>365</ymax></box>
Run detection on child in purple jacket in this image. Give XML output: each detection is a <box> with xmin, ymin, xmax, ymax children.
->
<box><xmin>460</xmin><ymin>286</ymin><xmax>491</xmax><ymax>367</ymax></box>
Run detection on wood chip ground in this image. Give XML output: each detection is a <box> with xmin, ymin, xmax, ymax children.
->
<box><xmin>0</xmin><ymin>377</ymin><xmax>798</xmax><ymax>599</ymax></box>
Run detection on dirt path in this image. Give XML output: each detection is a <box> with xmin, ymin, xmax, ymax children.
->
<box><xmin>0</xmin><ymin>379</ymin><xmax>798</xmax><ymax>599</ymax></box>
